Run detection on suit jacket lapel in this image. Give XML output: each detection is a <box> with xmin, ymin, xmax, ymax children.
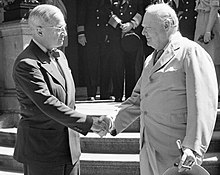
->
<box><xmin>30</xmin><ymin>41</ymin><xmax>66</xmax><ymax>91</ymax></box>
<box><xmin>56</xmin><ymin>54</ymin><xmax>75</xmax><ymax>106</ymax></box>
<box><xmin>42</xmin><ymin>60</ymin><xmax>66</xmax><ymax>91</ymax></box>
<box><xmin>149</xmin><ymin>32</ymin><xmax>182</xmax><ymax>77</ymax></box>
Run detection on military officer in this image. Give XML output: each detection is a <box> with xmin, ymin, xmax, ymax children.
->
<box><xmin>171</xmin><ymin>0</ymin><xmax>197</xmax><ymax>40</ymax></box>
<box><xmin>77</xmin><ymin>0</ymin><xmax>113</xmax><ymax>101</ymax></box>
<box><xmin>107</xmin><ymin>0</ymin><xmax>145</xmax><ymax>102</ymax></box>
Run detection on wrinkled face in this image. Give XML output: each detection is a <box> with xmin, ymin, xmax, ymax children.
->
<box><xmin>38</xmin><ymin>14</ymin><xmax>67</xmax><ymax>50</ymax></box>
<box><xmin>142</xmin><ymin>13</ymin><xmax>167</xmax><ymax>50</ymax></box>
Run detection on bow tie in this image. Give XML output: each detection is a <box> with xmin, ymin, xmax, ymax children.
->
<box><xmin>47</xmin><ymin>49</ymin><xmax>60</xmax><ymax>58</ymax></box>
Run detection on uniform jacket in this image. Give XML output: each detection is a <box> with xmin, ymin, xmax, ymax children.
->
<box><xmin>113</xmin><ymin>32</ymin><xmax>218</xmax><ymax>175</ymax></box>
<box><xmin>12</xmin><ymin>40</ymin><xmax>93</xmax><ymax>165</ymax></box>
<box><xmin>176</xmin><ymin>0</ymin><xmax>197</xmax><ymax>40</ymax></box>
<box><xmin>106</xmin><ymin>0</ymin><xmax>144</xmax><ymax>38</ymax></box>
<box><xmin>77</xmin><ymin>0</ymin><xmax>110</xmax><ymax>43</ymax></box>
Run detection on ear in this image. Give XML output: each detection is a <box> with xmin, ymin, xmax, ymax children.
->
<box><xmin>164</xmin><ymin>20</ymin><xmax>169</xmax><ymax>30</ymax></box>
<box><xmin>36</xmin><ymin>28</ymin><xmax>43</xmax><ymax>36</ymax></box>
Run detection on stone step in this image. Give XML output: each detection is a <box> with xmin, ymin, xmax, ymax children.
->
<box><xmin>0</xmin><ymin>171</ymin><xmax>23</xmax><ymax>175</ymax></box>
<box><xmin>75</xmin><ymin>102</ymin><xmax>220</xmax><ymax>132</ymax></box>
<box><xmin>0</xmin><ymin>147</ymin><xmax>219</xmax><ymax>175</ymax></box>
<box><xmin>81</xmin><ymin>131</ymin><xmax>220</xmax><ymax>154</ymax></box>
<box><xmin>0</xmin><ymin>129</ymin><xmax>220</xmax><ymax>154</ymax></box>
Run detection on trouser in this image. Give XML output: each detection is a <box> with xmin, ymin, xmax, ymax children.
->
<box><xmin>110</xmin><ymin>37</ymin><xmax>124</xmax><ymax>99</ymax></box>
<box><xmin>23</xmin><ymin>160</ymin><xmax>80</xmax><ymax>175</ymax></box>
<box><xmin>110</xmin><ymin>36</ymin><xmax>144</xmax><ymax>99</ymax></box>
<box><xmin>85</xmin><ymin>41</ymin><xmax>112</xmax><ymax>98</ymax></box>
<box><xmin>124</xmin><ymin>51</ymin><xmax>137</xmax><ymax>99</ymax></box>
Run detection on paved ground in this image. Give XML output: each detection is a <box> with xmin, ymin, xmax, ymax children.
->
<box><xmin>75</xmin><ymin>100</ymin><xmax>121</xmax><ymax>115</ymax></box>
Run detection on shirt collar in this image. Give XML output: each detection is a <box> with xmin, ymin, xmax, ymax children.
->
<box><xmin>156</xmin><ymin>31</ymin><xmax>181</xmax><ymax>52</ymax></box>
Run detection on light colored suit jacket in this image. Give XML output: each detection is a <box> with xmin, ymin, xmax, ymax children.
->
<box><xmin>113</xmin><ymin>32</ymin><xmax>218</xmax><ymax>175</ymax></box>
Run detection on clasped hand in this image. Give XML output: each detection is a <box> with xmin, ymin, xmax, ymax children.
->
<box><xmin>90</xmin><ymin>115</ymin><xmax>113</xmax><ymax>137</ymax></box>
<box><xmin>120</xmin><ymin>22</ymin><xmax>133</xmax><ymax>33</ymax></box>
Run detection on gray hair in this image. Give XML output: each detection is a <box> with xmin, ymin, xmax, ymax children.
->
<box><xmin>145</xmin><ymin>3</ymin><xmax>179</xmax><ymax>30</ymax></box>
<box><xmin>28</xmin><ymin>4</ymin><xmax>64</xmax><ymax>29</ymax></box>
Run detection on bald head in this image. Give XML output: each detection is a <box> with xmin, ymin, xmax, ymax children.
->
<box><xmin>28</xmin><ymin>4</ymin><xmax>67</xmax><ymax>50</ymax></box>
<box><xmin>28</xmin><ymin>4</ymin><xmax>65</xmax><ymax>30</ymax></box>
<box><xmin>143</xmin><ymin>3</ymin><xmax>179</xmax><ymax>32</ymax></box>
<box><xmin>141</xmin><ymin>3</ymin><xmax>179</xmax><ymax>50</ymax></box>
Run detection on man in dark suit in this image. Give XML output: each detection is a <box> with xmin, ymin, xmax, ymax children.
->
<box><xmin>77</xmin><ymin>0</ymin><xmax>113</xmax><ymax>101</ymax></box>
<box><xmin>12</xmin><ymin>4</ymin><xmax>109</xmax><ymax>175</ymax></box>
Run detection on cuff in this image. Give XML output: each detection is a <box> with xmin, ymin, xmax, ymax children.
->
<box><xmin>77</xmin><ymin>26</ymin><xmax>85</xmax><ymax>35</ymax></box>
<box><xmin>131</xmin><ymin>13</ymin><xmax>142</xmax><ymax>28</ymax></box>
<box><xmin>77</xmin><ymin>31</ymin><xmax>85</xmax><ymax>35</ymax></box>
<box><xmin>110</xmin><ymin>128</ymin><xmax>117</xmax><ymax>136</ymax></box>
<box><xmin>80</xmin><ymin>115</ymin><xmax>93</xmax><ymax>136</ymax></box>
<box><xmin>108</xmin><ymin>14</ymin><xmax>122</xmax><ymax>28</ymax></box>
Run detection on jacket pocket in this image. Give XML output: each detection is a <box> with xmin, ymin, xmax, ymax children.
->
<box><xmin>24</xmin><ymin>127</ymin><xmax>69</xmax><ymax>161</ymax></box>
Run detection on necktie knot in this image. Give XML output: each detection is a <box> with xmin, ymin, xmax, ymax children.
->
<box><xmin>153</xmin><ymin>49</ymin><xmax>164</xmax><ymax>65</ymax></box>
<box><xmin>47</xmin><ymin>49</ymin><xmax>60</xmax><ymax>58</ymax></box>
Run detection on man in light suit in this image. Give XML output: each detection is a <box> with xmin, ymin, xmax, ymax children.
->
<box><xmin>101</xmin><ymin>3</ymin><xmax>218</xmax><ymax>175</ymax></box>
<box><xmin>12</xmin><ymin>4</ymin><xmax>109</xmax><ymax>175</ymax></box>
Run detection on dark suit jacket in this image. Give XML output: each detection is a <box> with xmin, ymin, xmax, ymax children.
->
<box><xmin>12</xmin><ymin>40</ymin><xmax>93</xmax><ymax>165</ymax></box>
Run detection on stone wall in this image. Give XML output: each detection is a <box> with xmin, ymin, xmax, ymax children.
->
<box><xmin>0</xmin><ymin>20</ymin><xmax>31</xmax><ymax>128</ymax></box>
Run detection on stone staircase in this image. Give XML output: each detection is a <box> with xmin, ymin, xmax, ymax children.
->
<box><xmin>0</xmin><ymin>102</ymin><xmax>219</xmax><ymax>175</ymax></box>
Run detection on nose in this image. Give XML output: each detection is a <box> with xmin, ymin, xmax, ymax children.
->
<box><xmin>142</xmin><ymin>28</ymin><xmax>146</xmax><ymax>36</ymax></box>
<box><xmin>61</xmin><ymin>27</ymin><xmax>67</xmax><ymax>36</ymax></box>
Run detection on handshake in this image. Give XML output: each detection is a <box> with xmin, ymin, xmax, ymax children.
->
<box><xmin>90</xmin><ymin>115</ymin><xmax>115</xmax><ymax>137</ymax></box>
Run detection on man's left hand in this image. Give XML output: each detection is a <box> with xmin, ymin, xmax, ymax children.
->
<box><xmin>178</xmin><ymin>148</ymin><xmax>196</xmax><ymax>172</ymax></box>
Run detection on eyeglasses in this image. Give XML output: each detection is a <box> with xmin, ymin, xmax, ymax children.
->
<box><xmin>42</xmin><ymin>25</ymin><xmax>67</xmax><ymax>33</ymax></box>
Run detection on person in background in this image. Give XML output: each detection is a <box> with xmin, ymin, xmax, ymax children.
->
<box><xmin>169</xmin><ymin>0</ymin><xmax>197</xmax><ymax>40</ymax></box>
<box><xmin>106</xmin><ymin>0</ymin><xmax>145</xmax><ymax>102</ymax></box>
<box><xmin>101</xmin><ymin>3</ymin><xmax>218</xmax><ymax>175</ymax></box>
<box><xmin>194</xmin><ymin>0</ymin><xmax>220</xmax><ymax>100</ymax></box>
<box><xmin>12</xmin><ymin>4</ymin><xmax>108</xmax><ymax>175</ymax></box>
<box><xmin>77</xmin><ymin>0</ymin><xmax>113</xmax><ymax>101</ymax></box>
